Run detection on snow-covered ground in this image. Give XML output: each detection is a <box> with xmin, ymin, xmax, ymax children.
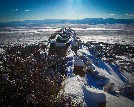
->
<box><xmin>0</xmin><ymin>48</ymin><xmax>5</xmax><ymax>53</ymax></box>
<box><xmin>78</xmin><ymin>46</ymin><xmax>129</xmax><ymax>89</ymax></box>
<box><xmin>0</xmin><ymin>25</ymin><xmax>134</xmax><ymax>106</ymax></box>
<box><xmin>62</xmin><ymin>76</ymin><xmax>134</xmax><ymax>107</ymax></box>
<box><xmin>61</xmin><ymin>44</ymin><xmax>134</xmax><ymax>107</ymax></box>
<box><xmin>79</xmin><ymin>35</ymin><xmax>134</xmax><ymax>45</ymax></box>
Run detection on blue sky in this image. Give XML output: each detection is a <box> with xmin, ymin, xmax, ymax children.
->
<box><xmin>0</xmin><ymin>0</ymin><xmax>134</xmax><ymax>21</ymax></box>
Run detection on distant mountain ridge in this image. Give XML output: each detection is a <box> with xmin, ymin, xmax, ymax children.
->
<box><xmin>0</xmin><ymin>18</ymin><xmax>134</xmax><ymax>27</ymax></box>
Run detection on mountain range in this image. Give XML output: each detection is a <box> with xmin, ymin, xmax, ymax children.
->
<box><xmin>0</xmin><ymin>18</ymin><xmax>134</xmax><ymax>27</ymax></box>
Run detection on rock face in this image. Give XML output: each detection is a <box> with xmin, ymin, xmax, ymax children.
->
<box><xmin>74</xmin><ymin>56</ymin><xmax>85</xmax><ymax>77</ymax></box>
<box><xmin>48</xmin><ymin>28</ymin><xmax>85</xmax><ymax>77</ymax></box>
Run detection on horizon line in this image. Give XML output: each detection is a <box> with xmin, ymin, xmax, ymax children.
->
<box><xmin>1</xmin><ymin>17</ymin><xmax>134</xmax><ymax>23</ymax></box>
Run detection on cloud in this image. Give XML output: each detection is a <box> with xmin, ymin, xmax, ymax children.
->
<box><xmin>71</xmin><ymin>11</ymin><xmax>74</xmax><ymax>14</ymax></box>
<box><xmin>12</xmin><ymin>9</ymin><xmax>19</xmax><ymax>12</ymax></box>
<box><xmin>25</xmin><ymin>9</ymin><xmax>30</xmax><ymax>12</ymax></box>
<box><xmin>125</xmin><ymin>13</ymin><xmax>134</xmax><ymax>16</ymax></box>
<box><xmin>110</xmin><ymin>14</ymin><xmax>115</xmax><ymax>16</ymax></box>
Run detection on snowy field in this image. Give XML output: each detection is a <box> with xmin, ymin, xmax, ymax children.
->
<box><xmin>0</xmin><ymin>24</ymin><xmax>134</xmax><ymax>107</ymax></box>
<box><xmin>0</xmin><ymin>24</ymin><xmax>134</xmax><ymax>45</ymax></box>
<box><xmin>62</xmin><ymin>76</ymin><xmax>134</xmax><ymax>107</ymax></box>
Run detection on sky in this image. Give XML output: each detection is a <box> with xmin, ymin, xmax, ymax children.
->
<box><xmin>0</xmin><ymin>0</ymin><xmax>134</xmax><ymax>22</ymax></box>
